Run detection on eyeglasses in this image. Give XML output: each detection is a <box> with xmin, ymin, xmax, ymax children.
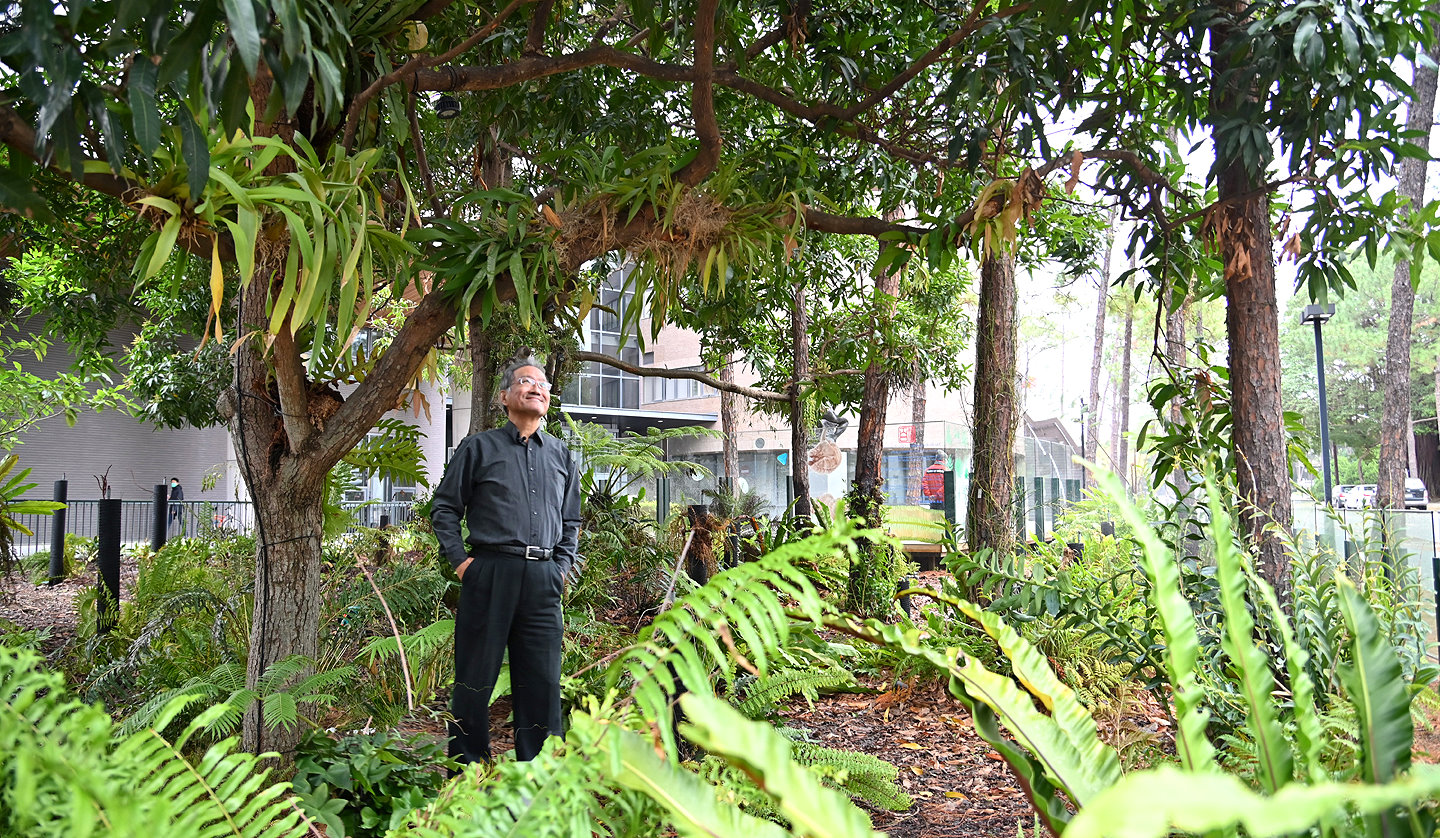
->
<box><xmin>514</xmin><ymin>376</ymin><xmax>552</xmax><ymax>391</ymax></box>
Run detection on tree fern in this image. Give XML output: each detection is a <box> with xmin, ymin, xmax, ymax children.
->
<box><xmin>1</xmin><ymin>646</ymin><xmax>308</xmax><ymax>837</ymax></box>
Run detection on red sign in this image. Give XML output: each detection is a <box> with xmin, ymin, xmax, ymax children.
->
<box><xmin>897</xmin><ymin>424</ymin><xmax>916</xmax><ymax>444</ymax></box>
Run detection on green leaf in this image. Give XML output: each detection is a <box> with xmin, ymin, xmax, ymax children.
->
<box><xmin>1091</xmin><ymin>468</ymin><xmax>1214</xmax><ymax>771</ymax></box>
<box><xmin>146</xmin><ymin>215</ymin><xmax>182</xmax><ymax>278</ymax></box>
<box><xmin>1205</xmin><ymin>473</ymin><xmax>1292</xmax><ymax>792</ymax></box>
<box><xmin>0</xmin><ymin>167</ymin><xmax>55</xmax><ymax>222</ymax></box>
<box><xmin>678</xmin><ymin>694</ymin><xmax>881</xmax><ymax>838</ymax></box>
<box><xmin>177</xmin><ymin>109</ymin><xmax>210</xmax><ymax>205</ymax></box>
<box><xmin>221</xmin><ymin>0</ymin><xmax>261</xmax><ymax>77</ymax></box>
<box><xmin>128</xmin><ymin>58</ymin><xmax>162</xmax><ymax>156</ymax></box>
<box><xmin>1336</xmin><ymin>578</ymin><xmax>1414</xmax><ymax>788</ymax></box>
<box><xmin>1065</xmin><ymin>764</ymin><xmax>1440</xmax><ymax>838</ymax></box>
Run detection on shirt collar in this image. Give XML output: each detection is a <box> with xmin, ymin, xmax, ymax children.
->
<box><xmin>503</xmin><ymin>420</ymin><xmax>546</xmax><ymax>445</ymax></box>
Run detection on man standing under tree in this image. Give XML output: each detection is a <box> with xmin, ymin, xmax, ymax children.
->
<box><xmin>430</xmin><ymin>352</ymin><xmax>581</xmax><ymax>764</ymax></box>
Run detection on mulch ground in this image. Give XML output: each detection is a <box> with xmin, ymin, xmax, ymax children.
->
<box><xmin>5</xmin><ymin>564</ymin><xmax>1440</xmax><ymax>838</ymax></box>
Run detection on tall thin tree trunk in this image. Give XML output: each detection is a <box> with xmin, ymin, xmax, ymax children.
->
<box><xmin>846</xmin><ymin>226</ymin><xmax>903</xmax><ymax>617</ymax></box>
<box><xmin>1116</xmin><ymin>296</ymin><xmax>1134</xmax><ymax>488</ymax></box>
<box><xmin>906</xmin><ymin>364</ymin><xmax>927</xmax><ymax>505</ymax></box>
<box><xmin>720</xmin><ymin>353</ymin><xmax>739</xmax><ymax>491</ymax></box>
<box><xmin>1086</xmin><ymin>242</ymin><xmax>1111</xmax><ymax>472</ymax></box>
<box><xmin>966</xmin><ymin>250</ymin><xmax>1019</xmax><ymax>558</ymax></box>
<box><xmin>1211</xmin><ymin>8</ymin><xmax>1294</xmax><ymax>597</ymax></box>
<box><xmin>790</xmin><ymin>279</ymin><xmax>812</xmax><ymax>520</ymax></box>
<box><xmin>1377</xmin><ymin>14</ymin><xmax>1440</xmax><ymax>509</ymax></box>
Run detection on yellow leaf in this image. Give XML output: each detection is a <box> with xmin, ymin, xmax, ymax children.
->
<box><xmin>898</xmin><ymin>742</ymin><xmax>923</xmax><ymax>750</ymax></box>
<box><xmin>909</xmin><ymin>766</ymin><xmax>924</xmax><ymax>776</ymax></box>
<box><xmin>944</xmin><ymin>791</ymin><xmax>968</xmax><ymax>800</ymax></box>
<box><xmin>209</xmin><ymin>237</ymin><xmax>225</xmax><ymax>342</ymax></box>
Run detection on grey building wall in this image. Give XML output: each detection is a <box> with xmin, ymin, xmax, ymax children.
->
<box><xmin>9</xmin><ymin>318</ymin><xmax>447</xmax><ymax>503</ymax></box>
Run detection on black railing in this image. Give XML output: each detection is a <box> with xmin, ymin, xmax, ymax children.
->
<box><xmin>10</xmin><ymin>498</ymin><xmax>419</xmax><ymax>557</ymax></box>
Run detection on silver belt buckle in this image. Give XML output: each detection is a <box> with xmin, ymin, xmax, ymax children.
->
<box><xmin>525</xmin><ymin>545</ymin><xmax>545</xmax><ymax>560</ymax></box>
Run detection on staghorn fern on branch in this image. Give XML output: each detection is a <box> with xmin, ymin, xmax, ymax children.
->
<box><xmin>0</xmin><ymin>646</ymin><xmax>310</xmax><ymax>837</ymax></box>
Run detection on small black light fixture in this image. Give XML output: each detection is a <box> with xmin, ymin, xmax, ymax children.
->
<box><xmin>434</xmin><ymin>94</ymin><xmax>461</xmax><ymax>119</ymax></box>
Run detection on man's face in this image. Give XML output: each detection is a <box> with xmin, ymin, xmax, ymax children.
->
<box><xmin>500</xmin><ymin>365</ymin><xmax>551</xmax><ymax>419</ymax></box>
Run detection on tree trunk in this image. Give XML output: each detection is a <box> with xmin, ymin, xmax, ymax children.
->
<box><xmin>1166</xmin><ymin>297</ymin><xmax>1191</xmax><ymax>496</ymax></box>
<box><xmin>906</xmin><ymin>364</ymin><xmax>926</xmax><ymax>505</ymax></box>
<box><xmin>1211</xmin><ymin>9</ymin><xmax>1294</xmax><ymax>597</ymax></box>
<box><xmin>966</xmin><ymin>250</ymin><xmax>1019</xmax><ymax>557</ymax></box>
<box><xmin>790</xmin><ymin>280</ymin><xmax>812</xmax><ymax>521</ymax></box>
<box><xmin>720</xmin><ymin>353</ymin><xmax>739</xmax><ymax>491</ymax></box>
<box><xmin>1085</xmin><ymin>249</ymin><xmax>1110</xmax><ymax>471</ymax></box>
<box><xmin>1116</xmin><ymin>295</ymin><xmax>1134</xmax><ymax>488</ymax></box>
<box><xmin>468</xmin><ymin>311</ymin><xmax>495</xmax><ymax>434</ymax></box>
<box><xmin>1377</xmin><ymin>16</ymin><xmax>1439</xmax><ymax>509</ymax></box>
<box><xmin>231</xmin><ymin>261</ymin><xmax>328</xmax><ymax>760</ymax></box>
<box><xmin>845</xmin><ymin>235</ymin><xmax>902</xmax><ymax>617</ymax></box>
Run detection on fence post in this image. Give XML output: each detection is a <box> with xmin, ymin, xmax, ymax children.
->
<box><xmin>152</xmin><ymin>484</ymin><xmax>168</xmax><ymax>551</ymax></box>
<box><xmin>1033</xmin><ymin>477</ymin><xmax>1045</xmax><ymax>541</ymax></box>
<box><xmin>1432</xmin><ymin>556</ymin><xmax>1439</xmax><ymax>657</ymax></box>
<box><xmin>379</xmin><ymin>513</ymin><xmax>391</xmax><ymax>530</ymax></box>
<box><xmin>47</xmin><ymin>479</ymin><xmax>67</xmax><ymax>585</ymax></box>
<box><xmin>942</xmin><ymin>470</ymin><xmax>957</xmax><ymax>525</ymax></box>
<box><xmin>97</xmin><ymin>498</ymin><xmax>122</xmax><ymax>634</ymax></box>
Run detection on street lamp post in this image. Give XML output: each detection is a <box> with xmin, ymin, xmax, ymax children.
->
<box><xmin>1301</xmin><ymin>303</ymin><xmax>1336</xmax><ymax>507</ymax></box>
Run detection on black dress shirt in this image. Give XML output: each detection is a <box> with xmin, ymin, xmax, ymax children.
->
<box><xmin>430</xmin><ymin>420</ymin><xmax>581</xmax><ymax>577</ymax></box>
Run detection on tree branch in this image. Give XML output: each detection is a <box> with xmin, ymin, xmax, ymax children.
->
<box><xmin>799</xmin><ymin>207</ymin><xmax>932</xmax><ymax>237</ymax></box>
<box><xmin>571</xmin><ymin>350</ymin><xmax>788</xmax><ymax>402</ymax></box>
<box><xmin>406</xmin><ymin>93</ymin><xmax>445</xmax><ymax>217</ymax></box>
<box><xmin>341</xmin><ymin>0</ymin><xmax>530</xmax><ymax>150</ymax></box>
<box><xmin>0</xmin><ymin>104</ymin><xmax>146</xmax><ymax>210</ymax></box>
<box><xmin>525</xmin><ymin>0</ymin><xmax>555</xmax><ymax>54</ymax></box>
<box><xmin>271</xmin><ymin>321</ymin><xmax>313</xmax><ymax>453</ymax></box>
<box><xmin>675</xmin><ymin>0</ymin><xmax>722</xmax><ymax>186</ymax></box>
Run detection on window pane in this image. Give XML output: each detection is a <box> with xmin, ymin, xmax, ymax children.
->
<box><xmin>581</xmin><ymin>376</ymin><xmax>599</xmax><ymax>405</ymax></box>
<box><xmin>622</xmin><ymin>378</ymin><xmax>639</xmax><ymax>409</ymax></box>
<box><xmin>602</xmin><ymin>378</ymin><xmax>620</xmax><ymax>407</ymax></box>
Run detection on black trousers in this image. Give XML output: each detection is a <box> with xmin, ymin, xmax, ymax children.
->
<box><xmin>450</xmin><ymin>552</ymin><xmax>565</xmax><ymax>763</ymax></box>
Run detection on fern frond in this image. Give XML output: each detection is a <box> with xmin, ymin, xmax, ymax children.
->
<box><xmin>732</xmin><ymin>666</ymin><xmax>859</xmax><ymax>719</ymax></box>
<box><xmin>1</xmin><ymin>647</ymin><xmax>308</xmax><ymax>837</ymax></box>
<box><xmin>603</xmin><ymin>522</ymin><xmax>866</xmax><ymax>756</ymax></box>
<box><xmin>790</xmin><ymin>742</ymin><xmax>912</xmax><ymax>811</ymax></box>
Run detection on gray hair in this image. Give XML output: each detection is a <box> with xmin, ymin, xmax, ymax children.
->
<box><xmin>497</xmin><ymin>352</ymin><xmax>546</xmax><ymax>393</ymax></box>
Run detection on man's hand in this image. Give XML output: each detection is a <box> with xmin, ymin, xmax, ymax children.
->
<box><xmin>456</xmin><ymin>556</ymin><xmax>474</xmax><ymax>580</ymax></box>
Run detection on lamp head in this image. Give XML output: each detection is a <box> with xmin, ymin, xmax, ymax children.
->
<box><xmin>434</xmin><ymin>94</ymin><xmax>461</xmax><ymax>120</ymax></box>
<box><xmin>1300</xmin><ymin>303</ymin><xmax>1335</xmax><ymax>325</ymax></box>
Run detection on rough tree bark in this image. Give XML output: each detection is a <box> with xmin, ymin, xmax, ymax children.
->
<box><xmin>720</xmin><ymin>353</ymin><xmax>739</xmax><ymax>491</ymax></box>
<box><xmin>1085</xmin><ymin>249</ymin><xmax>1110</xmax><ymax>473</ymax></box>
<box><xmin>845</xmin><ymin>231</ymin><xmax>903</xmax><ymax>617</ymax></box>
<box><xmin>1377</xmin><ymin>14</ymin><xmax>1440</xmax><ymax>510</ymax></box>
<box><xmin>966</xmin><ymin>250</ymin><xmax>1019</xmax><ymax>557</ymax></box>
<box><xmin>906</xmin><ymin>364</ymin><xmax>927</xmax><ymax>505</ymax></box>
<box><xmin>1210</xmin><ymin>6</ymin><xmax>1294</xmax><ymax>597</ymax></box>
<box><xmin>1116</xmin><ymin>295</ymin><xmax>1134</xmax><ymax>488</ymax></box>
<box><xmin>468</xmin><ymin>316</ymin><xmax>495</xmax><ymax>434</ymax></box>
<box><xmin>790</xmin><ymin>278</ymin><xmax>813</xmax><ymax>520</ymax></box>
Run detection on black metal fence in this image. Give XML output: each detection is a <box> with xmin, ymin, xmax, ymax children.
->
<box><xmin>10</xmin><ymin>497</ymin><xmax>418</xmax><ymax>556</ymax></box>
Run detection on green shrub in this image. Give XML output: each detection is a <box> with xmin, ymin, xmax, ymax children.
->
<box><xmin>291</xmin><ymin>729</ymin><xmax>456</xmax><ymax>838</ymax></box>
<box><xmin>0</xmin><ymin>645</ymin><xmax>308</xmax><ymax>837</ymax></box>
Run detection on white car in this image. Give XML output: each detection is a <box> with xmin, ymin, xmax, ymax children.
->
<box><xmin>1332</xmin><ymin>484</ymin><xmax>1355</xmax><ymax>506</ymax></box>
<box><xmin>1404</xmin><ymin>477</ymin><xmax>1430</xmax><ymax>510</ymax></box>
<box><xmin>1343</xmin><ymin>484</ymin><xmax>1376</xmax><ymax>510</ymax></box>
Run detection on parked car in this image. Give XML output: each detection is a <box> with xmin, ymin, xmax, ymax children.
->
<box><xmin>1332</xmin><ymin>484</ymin><xmax>1355</xmax><ymax>506</ymax></box>
<box><xmin>1343</xmin><ymin>484</ymin><xmax>1376</xmax><ymax>510</ymax></box>
<box><xmin>1404</xmin><ymin>477</ymin><xmax>1429</xmax><ymax>510</ymax></box>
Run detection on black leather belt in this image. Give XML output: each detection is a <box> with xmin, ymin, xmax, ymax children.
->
<box><xmin>475</xmin><ymin>544</ymin><xmax>553</xmax><ymax>561</ymax></box>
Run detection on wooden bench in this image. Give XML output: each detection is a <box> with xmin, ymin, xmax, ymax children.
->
<box><xmin>885</xmin><ymin>505</ymin><xmax>950</xmax><ymax>571</ymax></box>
